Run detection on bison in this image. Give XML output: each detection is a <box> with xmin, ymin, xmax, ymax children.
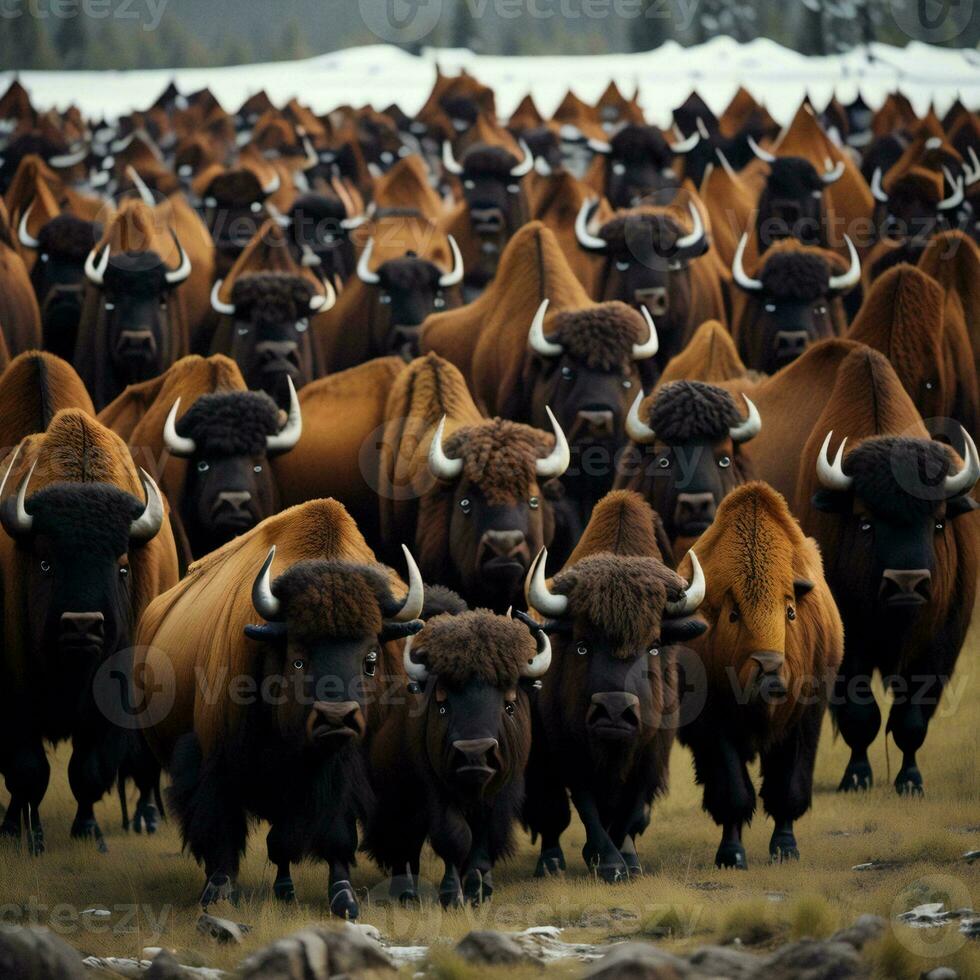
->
<box><xmin>138</xmin><ymin>498</ymin><xmax>425</xmax><ymax>917</ymax></box>
<box><xmin>614</xmin><ymin>380</ymin><xmax>761</xmax><ymax>559</ymax></box>
<box><xmin>365</xmin><ymin>606</ymin><xmax>550</xmax><ymax>907</ymax></box>
<box><xmin>523</xmin><ymin>490</ymin><xmax>706</xmax><ymax>881</ymax></box>
<box><xmin>679</xmin><ymin>482</ymin><xmax>843</xmax><ymax>868</ymax></box>
<box><xmin>0</xmin><ymin>410</ymin><xmax>179</xmax><ymax>853</ymax></box>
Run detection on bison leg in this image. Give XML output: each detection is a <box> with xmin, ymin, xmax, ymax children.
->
<box><xmin>716</xmin><ymin>823</ymin><xmax>747</xmax><ymax>870</ymax></box>
<box><xmin>1</xmin><ymin>740</ymin><xmax>49</xmax><ymax>855</ymax></box>
<box><xmin>127</xmin><ymin>735</ymin><xmax>163</xmax><ymax>834</ymax></box>
<box><xmin>461</xmin><ymin>815</ymin><xmax>494</xmax><ymax>906</ymax></box>
<box><xmin>887</xmin><ymin>673</ymin><xmax>944</xmax><ymax>797</ymax></box>
<box><xmin>314</xmin><ymin>813</ymin><xmax>359</xmax><ymax>920</ymax></box>
<box><xmin>439</xmin><ymin>863</ymin><xmax>464</xmax><ymax>909</ymax></box>
<box><xmin>388</xmin><ymin>857</ymin><xmax>422</xmax><ymax>906</ymax></box>
<box><xmin>68</xmin><ymin>732</ymin><xmax>125</xmax><ymax>853</ymax></box>
<box><xmin>266</xmin><ymin>825</ymin><xmax>298</xmax><ymax>903</ymax></box>
<box><xmin>571</xmin><ymin>788</ymin><xmax>629</xmax><ymax>883</ymax></box>
<box><xmin>524</xmin><ymin>745</ymin><xmax>570</xmax><ymax>878</ymax></box>
<box><xmin>831</xmin><ymin>665</ymin><xmax>880</xmax><ymax>792</ymax></box>
<box><xmin>688</xmin><ymin>735</ymin><xmax>753</xmax><ymax>869</ymax></box>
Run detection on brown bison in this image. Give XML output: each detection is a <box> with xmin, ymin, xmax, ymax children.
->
<box><xmin>679</xmin><ymin>482</ymin><xmax>843</xmax><ymax>868</ymax></box>
<box><xmin>731</xmin><ymin>235</ymin><xmax>860</xmax><ymax>374</ymax></box>
<box><xmin>523</xmin><ymin>491</ymin><xmax>705</xmax><ymax>881</ymax></box>
<box><xmin>657</xmin><ymin>319</ymin><xmax>752</xmax><ymax>389</ymax></box>
<box><xmin>614</xmin><ymin>381</ymin><xmax>761</xmax><ymax>559</ymax></box>
<box><xmin>575</xmin><ymin>193</ymin><xmax>726</xmax><ymax>370</ymax></box>
<box><xmin>376</xmin><ymin>353</ymin><xmax>569</xmax><ymax>612</ymax></box>
<box><xmin>794</xmin><ymin>348</ymin><xmax>979</xmax><ymax>795</ymax></box>
<box><xmin>138</xmin><ymin>499</ymin><xmax>424</xmax><ymax>916</ymax></box>
<box><xmin>365</xmin><ymin>606</ymin><xmax>550</xmax><ymax>907</ymax></box>
<box><xmin>0</xmin><ymin>410</ymin><xmax>179</xmax><ymax>853</ymax></box>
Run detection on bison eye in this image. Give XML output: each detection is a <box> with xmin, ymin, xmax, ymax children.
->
<box><xmin>237</xmin><ymin>326</ymin><xmax>249</xmax><ymax>336</ymax></box>
<box><xmin>292</xmin><ymin>659</ymin><xmax>305</xmax><ymax>670</ymax></box>
<box><xmin>657</xmin><ymin>456</ymin><xmax>670</xmax><ymax>469</ymax></box>
<box><xmin>859</xmin><ymin>519</ymin><xmax>872</xmax><ymax>533</ymax></box>
<box><xmin>560</xmin><ymin>366</ymin><xmax>574</xmax><ymax>380</ymax></box>
<box><xmin>764</xmin><ymin>302</ymin><xmax>776</xmax><ymax>313</ymax></box>
<box><xmin>507</xmin><ymin>183</ymin><xmax>520</xmax><ymax>194</ymax></box>
<box><xmin>197</xmin><ymin>461</ymin><xmax>210</xmax><ymax>473</ymax></box>
<box><xmin>464</xmin><ymin>179</ymin><xmax>475</xmax><ymax>190</ymax></box>
<box><xmin>529</xmin><ymin>495</ymin><xmax>540</xmax><ymax>509</ymax></box>
<box><xmin>935</xmin><ymin>519</ymin><xmax>945</xmax><ymax>532</ymax></box>
<box><xmin>41</xmin><ymin>253</ymin><xmax>49</xmax><ymax>262</ymax></box>
<box><xmin>648</xmin><ymin>647</ymin><xmax>660</xmax><ymax>657</ymax></box>
<box><xmin>104</xmin><ymin>301</ymin><xmax>115</xmax><ymax>311</ymax></box>
<box><xmin>815</xmin><ymin>305</ymin><xmax>827</xmax><ymax>315</ymax></box>
<box><xmin>438</xmin><ymin>704</ymin><xmax>448</xmax><ymax>716</ymax></box>
<box><xmin>787</xmin><ymin>606</ymin><xmax>796</xmax><ymax>621</ymax></box>
<box><xmin>576</xmin><ymin>643</ymin><xmax>588</xmax><ymax>656</ymax></box>
<box><xmin>615</xmin><ymin>260</ymin><xmax>630</xmax><ymax>272</ymax></box>
<box><xmin>718</xmin><ymin>456</ymin><xmax>731</xmax><ymax>468</ymax></box>
<box><xmin>160</xmin><ymin>298</ymin><xmax>168</xmax><ymax>310</ymax></box>
<box><xmin>250</xmin><ymin>201</ymin><xmax>262</xmax><ymax>213</ymax></box>
<box><xmin>296</xmin><ymin>319</ymin><xmax>309</xmax><ymax>333</ymax></box>
<box><xmin>505</xmin><ymin>701</ymin><xmax>516</xmax><ymax>715</ymax></box>
<box><xmin>364</xmin><ymin>651</ymin><xmax>378</xmax><ymax>677</ymax></box>
<box><xmin>729</xmin><ymin>608</ymin><xmax>740</xmax><ymax>623</ymax></box>
<box><xmin>434</xmin><ymin>294</ymin><xmax>446</xmax><ymax>309</ymax></box>
<box><xmin>924</xmin><ymin>380</ymin><xmax>935</xmax><ymax>391</ymax></box>
<box><xmin>622</xmin><ymin>378</ymin><xmax>633</xmax><ymax>389</ymax></box>
<box><xmin>379</xmin><ymin>293</ymin><xmax>391</xmax><ymax>305</ymax></box>
<box><xmin>119</xmin><ymin>566</ymin><xmax>129</xmax><ymax>578</ymax></box>
<box><xmin>40</xmin><ymin>560</ymin><xmax>51</xmax><ymax>574</ymax></box>
<box><xmin>459</xmin><ymin>497</ymin><xmax>471</xmax><ymax>514</ymax></box>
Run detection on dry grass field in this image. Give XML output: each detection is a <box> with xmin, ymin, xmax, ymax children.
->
<box><xmin>2</xmin><ymin>627</ymin><xmax>979</xmax><ymax>978</ymax></box>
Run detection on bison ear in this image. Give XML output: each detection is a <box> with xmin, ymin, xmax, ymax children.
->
<box><xmin>811</xmin><ymin>489</ymin><xmax>850</xmax><ymax>514</ymax></box>
<box><xmin>660</xmin><ymin>615</ymin><xmax>708</xmax><ymax>643</ymax></box>
<box><xmin>244</xmin><ymin>622</ymin><xmax>288</xmax><ymax>643</ymax></box>
<box><xmin>947</xmin><ymin>494</ymin><xmax>979</xmax><ymax>519</ymax></box>
<box><xmin>793</xmin><ymin>578</ymin><xmax>815</xmax><ymax>599</ymax></box>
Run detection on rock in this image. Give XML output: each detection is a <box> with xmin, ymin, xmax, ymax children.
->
<box><xmin>584</xmin><ymin>941</ymin><xmax>691</xmax><ymax>979</ymax></box>
<box><xmin>576</xmin><ymin>907</ymin><xmax>639</xmax><ymax>928</ymax></box>
<box><xmin>145</xmin><ymin>949</ymin><xmax>217</xmax><ymax>979</ymax></box>
<box><xmin>961</xmin><ymin>918</ymin><xmax>980</xmax><ymax>939</ymax></box>
<box><xmin>921</xmin><ymin>968</ymin><xmax>959</xmax><ymax>979</ymax></box>
<box><xmin>751</xmin><ymin>939</ymin><xmax>867</xmax><ymax>979</ymax></box>
<box><xmin>0</xmin><ymin>926</ymin><xmax>86</xmax><ymax>980</ymax></box>
<box><xmin>239</xmin><ymin>926</ymin><xmax>396</xmax><ymax>978</ymax></box>
<box><xmin>510</xmin><ymin>926</ymin><xmax>607</xmax><ymax>963</ymax></box>
<box><xmin>456</xmin><ymin>930</ymin><xmax>534</xmax><ymax>966</ymax></box>
<box><xmin>687</xmin><ymin>944</ymin><xmax>761</xmax><ymax>978</ymax></box>
<box><xmin>196</xmin><ymin>913</ymin><xmax>249</xmax><ymax>944</ymax></box>
<box><xmin>963</xmin><ymin>850</ymin><xmax>979</xmax><ymax>864</ymax></box>
<box><xmin>830</xmin><ymin>914</ymin><xmax>887</xmax><ymax>950</ymax></box>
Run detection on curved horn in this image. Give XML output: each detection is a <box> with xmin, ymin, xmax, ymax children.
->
<box><xmin>746</xmin><ymin>134</ymin><xmax>776</xmax><ymax>163</ymax></box>
<box><xmin>625</xmin><ymin>390</ymin><xmax>656</xmax><ymax>444</ymax></box>
<box><xmin>944</xmin><ymin>427</ymin><xmax>980</xmax><ymax>498</ymax></box>
<box><xmin>665</xmin><ymin>550</ymin><xmax>705</xmax><ymax>617</ymax></box>
<box><xmin>262</xmin><ymin>170</ymin><xmax>280</xmax><ymax>196</ymax></box>
<box><xmin>164</xmin><ymin>231</ymin><xmax>192</xmax><ymax>285</ymax></box>
<box><xmin>509</xmin><ymin>139</ymin><xmax>535</xmax><ymax>177</ymax></box>
<box><xmin>17</xmin><ymin>202</ymin><xmax>40</xmax><ymax>249</ymax></box>
<box><xmin>524</xmin><ymin>547</ymin><xmax>568</xmax><ymax>618</ymax></box>
<box><xmin>4</xmin><ymin>459</ymin><xmax>37</xmax><ymax>536</ymax></box>
<box><xmin>574</xmin><ymin>197</ymin><xmax>606</xmax><ymax>251</ymax></box>
<box><xmin>301</xmin><ymin>134</ymin><xmax>319</xmax><ymax>170</ymax></box>
<box><xmin>163</xmin><ymin>398</ymin><xmax>196</xmax><ymax>457</ymax></box>
<box><xmin>632</xmin><ymin>306</ymin><xmax>659</xmax><ymax>360</ymax></box>
<box><xmin>84</xmin><ymin>244</ymin><xmax>110</xmax><ymax>287</ymax></box>
<box><xmin>265</xmin><ymin>376</ymin><xmax>303</xmax><ymax>453</ymax></box>
<box><xmin>675</xmin><ymin>200</ymin><xmax>706</xmax><ymax>251</ymax></box>
<box><xmin>391</xmin><ymin>544</ymin><xmax>425</xmax><ymax>623</ymax></box>
<box><xmin>428</xmin><ymin>415</ymin><xmax>463</xmax><ymax>481</ymax></box>
<box><xmin>715</xmin><ymin>148</ymin><xmax>738</xmax><ymax>179</ymax></box>
<box><xmin>938</xmin><ymin>167</ymin><xmax>964</xmax><ymax>211</ymax></box>
<box><xmin>827</xmin><ymin>234</ymin><xmax>861</xmax><ymax>293</ymax></box>
<box><xmin>732</xmin><ymin>233</ymin><xmax>763</xmax><ymax>292</ymax></box>
<box><xmin>252</xmin><ymin>546</ymin><xmax>282</xmax><ymax>621</ymax></box>
<box><xmin>821</xmin><ymin>160</ymin><xmax>845</xmax><ymax>184</ymax></box>
<box><xmin>669</xmin><ymin>130</ymin><xmax>700</xmax><ymax>154</ymax></box>
<box><xmin>210</xmin><ymin>279</ymin><xmax>236</xmax><ymax>316</ymax></box>
<box><xmin>516</xmin><ymin>610</ymin><xmax>552</xmax><ymax>678</ymax></box>
<box><xmin>816</xmin><ymin>431</ymin><xmax>852</xmax><ymax>491</ymax></box>
<box><xmin>438</xmin><ymin>234</ymin><xmax>464</xmax><ymax>287</ymax></box>
<box><xmin>870</xmin><ymin>167</ymin><xmax>888</xmax><ymax>203</ymax></box>
<box><xmin>535</xmin><ymin>406</ymin><xmax>570</xmax><ymax>479</ymax></box>
<box><xmin>527</xmin><ymin>298</ymin><xmax>562</xmax><ymax>357</ymax></box>
<box><xmin>308</xmin><ymin>276</ymin><xmax>336</xmax><ymax>312</ymax></box>
<box><xmin>965</xmin><ymin>146</ymin><xmax>980</xmax><ymax>187</ymax></box>
<box><xmin>357</xmin><ymin>237</ymin><xmax>381</xmax><ymax>285</ymax></box>
<box><xmin>129</xmin><ymin>469</ymin><xmax>165</xmax><ymax>542</ymax></box>
<box><xmin>300</xmin><ymin>242</ymin><xmax>321</xmax><ymax>267</ymax></box>
<box><xmin>402</xmin><ymin>632</ymin><xmax>429</xmax><ymax>684</ymax></box>
<box><xmin>126</xmin><ymin>165</ymin><xmax>156</xmax><ymax>206</ymax></box>
<box><xmin>48</xmin><ymin>146</ymin><xmax>88</xmax><ymax>169</ymax></box>
<box><xmin>442</xmin><ymin>140</ymin><xmax>464</xmax><ymax>176</ymax></box>
<box><xmin>0</xmin><ymin>445</ymin><xmax>22</xmax><ymax>505</ymax></box>
<box><xmin>587</xmin><ymin>138</ymin><xmax>612</xmax><ymax>154</ymax></box>
<box><xmin>728</xmin><ymin>394</ymin><xmax>761</xmax><ymax>443</ymax></box>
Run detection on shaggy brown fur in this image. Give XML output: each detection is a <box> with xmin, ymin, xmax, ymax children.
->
<box><xmin>646</xmin><ymin>381</ymin><xmax>743</xmax><ymax>444</ymax></box>
<box><xmin>658</xmin><ymin>320</ymin><xmax>751</xmax><ymax>387</ymax></box>
<box><xmin>757</xmin><ymin>248</ymin><xmax>833</xmax><ymax>301</ymax></box>
<box><xmin>566</xmin><ymin>490</ymin><xmax>667</xmax><ymax>565</ymax></box>
<box><xmin>178</xmin><ymin>391</ymin><xmax>281</xmax><ymax>457</ymax></box>
<box><xmin>549</xmin><ymin>303</ymin><xmax>646</xmax><ymax>372</ymax></box>
<box><xmin>411</xmin><ymin>610</ymin><xmax>535</xmax><ymax>689</ymax></box>
<box><xmin>597</xmin><ymin>211</ymin><xmax>685</xmax><ymax>256</ymax></box>
<box><xmin>229</xmin><ymin>273</ymin><xmax>315</xmax><ymax>325</ymax></box>
<box><xmin>461</xmin><ymin>144</ymin><xmax>521</xmax><ymax>177</ymax></box>
<box><xmin>35</xmin><ymin>214</ymin><xmax>98</xmax><ymax>261</ymax></box>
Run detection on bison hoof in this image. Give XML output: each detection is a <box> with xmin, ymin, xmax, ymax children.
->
<box><xmin>200</xmin><ymin>874</ymin><xmax>240</xmax><ymax>908</ymax></box>
<box><xmin>28</xmin><ymin>827</ymin><xmax>45</xmax><ymax>857</ymax></box>
<box><xmin>837</xmin><ymin>761</ymin><xmax>873</xmax><ymax>792</ymax></box>
<box><xmin>329</xmin><ymin>880</ymin><xmax>359</xmax><ymax>920</ymax></box>
<box><xmin>534</xmin><ymin>847</ymin><xmax>566</xmax><ymax>878</ymax></box>
<box><xmin>715</xmin><ymin>843</ymin><xmax>748</xmax><ymax>870</ymax></box>
<box><xmin>273</xmin><ymin>876</ymin><xmax>296</xmax><ymax>903</ymax></box>
<box><xmin>71</xmin><ymin>818</ymin><xmax>108</xmax><ymax>853</ymax></box>
<box><xmin>768</xmin><ymin>833</ymin><xmax>799</xmax><ymax>864</ymax></box>
<box><xmin>621</xmin><ymin>851</ymin><xmax>643</xmax><ymax>877</ymax></box>
<box><xmin>133</xmin><ymin>803</ymin><xmax>159</xmax><ymax>835</ymax></box>
<box><xmin>398</xmin><ymin>890</ymin><xmax>420</xmax><ymax>907</ymax></box>
<box><xmin>895</xmin><ymin>766</ymin><xmax>923</xmax><ymax>797</ymax></box>
<box><xmin>597</xmin><ymin>862</ymin><xmax>629</xmax><ymax>884</ymax></box>
<box><xmin>463</xmin><ymin>869</ymin><xmax>493</xmax><ymax>905</ymax></box>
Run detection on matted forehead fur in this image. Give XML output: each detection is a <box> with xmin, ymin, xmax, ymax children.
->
<box><xmin>756</xmin><ymin>240</ymin><xmax>838</xmax><ymax>302</ymax></box>
<box><xmin>412</xmin><ymin>610</ymin><xmax>534</xmax><ymax>689</ymax></box>
<box><xmin>647</xmin><ymin>380</ymin><xmax>742</xmax><ymax>445</ymax></box>
<box><xmin>550</xmin><ymin>302</ymin><xmax>646</xmax><ymax>372</ymax></box>
<box><xmin>597</xmin><ymin>209</ymin><xmax>686</xmax><ymax>256</ymax></box>
<box><xmin>554</xmin><ymin>556</ymin><xmax>686</xmax><ymax>656</ymax></box>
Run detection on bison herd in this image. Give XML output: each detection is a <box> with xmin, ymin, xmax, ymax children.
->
<box><xmin>0</xmin><ymin>71</ymin><xmax>978</xmax><ymax>918</ymax></box>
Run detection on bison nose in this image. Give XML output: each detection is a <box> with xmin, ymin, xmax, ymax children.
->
<box><xmin>117</xmin><ymin>330</ymin><xmax>157</xmax><ymax>357</ymax></box>
<box><xmin>750</xmin><ymin>651</ymin><xmax>787</xmax><ymax>703</ymax></box>
<box><xmin>452</xmin><ymin>737</ymin><xmax>499</xmax><ymax>778</ymax></box>
<box><xmin>59</xmin><ymin>612</ymin><xmax>105</xmax><ymax>648</ymax></box>
<box><xmin>255</xmin><ymin>340</ymin><xmax>299</xmax><ymax>372</ymax></box>
<box><xmin>774</xmin><ymin>330</ymin><xmax>808</xmax><ymax>363</ymax></box>
<box><xmin>879</xmin><ymin>568</ymin><xmax>931</xmax><ymax>606</ymax></box>
<box><xmin>576</xmin><ymin>409</ymin><xmax>615</xmax><ymax>439</ymax></box>
<box><xmin>213</xmin><ymin>490</ymin><xmax>253</xmax><ymax>516</ymax></box>
<box><xmin>674</xmin><ymin>492</ymin><xmax>716</xmax><ymax>533</ymax></box>
<box><xmin>308</xmin><ymin>700</ymin><xmax>365</xmax><ymax>742</ymax></box>
<box><xmin>587</xmin><ymin>692</ymin><xmax>641</xmax><ymax>736</ymax></box>
<box><xmin>483</xmin><ymin>530</ymin><xmax>526</xmax><ymax>558</ymax></box>
<box><xmin>634</xmin><ymin>286</ymin><xmax>668</xmax><ymax>317</ymax></box>
<box><xmin>469</xmin><ymin>207</ymin><xmax>505</xmax><ymax>232</ymax></box>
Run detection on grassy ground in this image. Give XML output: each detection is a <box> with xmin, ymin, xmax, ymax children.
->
<box><xmin>2</xmin><ymin>634</ymin><xmax>979</xmax><ymax>978</ymax></box>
